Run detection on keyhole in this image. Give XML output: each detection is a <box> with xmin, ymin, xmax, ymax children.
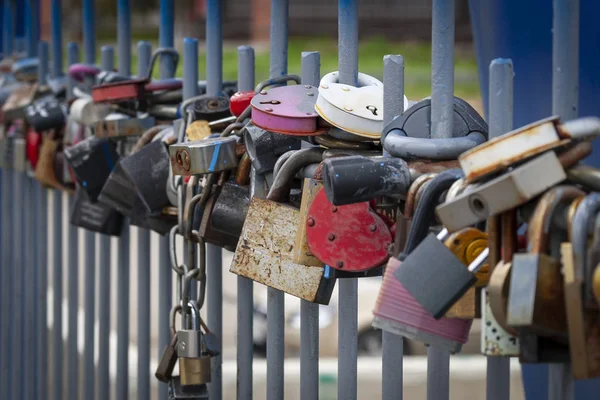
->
<box><xmin>366</xmin><ymin>105</ymin><xmax>378</xmax><ymax>115</ymax></box>
<box><xmin>259</xmin><ymin>100</ymin><xmax>281</xmax><ymax>105</ymax></box>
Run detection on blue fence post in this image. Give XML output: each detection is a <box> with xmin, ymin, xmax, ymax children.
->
<box><xmin>83</xmin><ymin>0</ymin><xmax>95</xmax><ymax>64</ymax></box>
<box><xmin>117</xmin><ymin>0</ymin><xmax>131</xmax><ymax>76</ymax></box>
<box><xmin>159</xmin><ymin>0</ymin><xmax>175</xmax><ymax>79</ymax></box>
<box><xmin>25</xmin><ymin>0</ymin><xmax>39</xmax><ymax>57</ymax></box>
<box><xmin>51</xmin><ymin>0</ymin><xmax>63</xmax><ymax>77</ymax></box>
<box><xmin>2</xmin><ymin>0</ymin><xmax>13</xmax><ymax>56</ymax></box>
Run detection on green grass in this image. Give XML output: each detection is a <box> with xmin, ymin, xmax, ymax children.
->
<box><xmin>89</xmin><ymin>36</ymin><xmax>480</xmax><ymax>99</ymax></box>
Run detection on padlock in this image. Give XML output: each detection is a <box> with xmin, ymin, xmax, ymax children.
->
<box><xmin>169</xmin><ymin>136</ymin><xmax>238</xmax><ymax>176</ymax></box>
<box><xmin>2</xmin><ymin>83</ymin><xmax>38</xmax><ymax>122</ymax></box>
<box><xmin>315</xmin><ymin>71</ymin><xmax>407</xmax><ymax>140</ymax></box>
<box><xmin>67</xmin><ymin>63</ymin><xmax>102</xmax><ymax>82</ymax></box>
<box><xmin>24</xmin><ymin>95</ymin><xmax>68</xmax><ymax>132</ymax></box>
<box><xmin>63</xmin><ymin>136</ymin><xmax>120</xmax><ymax>202</ymax></box>
<box><xmin>506</xmin><ymin>186</ymin><xmax>584</xmax><ymax>337</ymax></box>
<box><xmin>92</xmin><ymin>48</ymin><xmax>179</xmax><ymax>104</ymax></box>
<box><xmin>305</xmin><ymin>186</ymin><xmax>393</xmax><ymax>272</ymax></box>
<box><xmin>588</xmin><ymin>213</ymin><xmax>600</xmax><ymax>308</ymax></box>
<box><xmin>192</xmin><ymin>95</ymin><xmax>231</xmax><ymax>122</ymax></box>
<box><xmin>178</xmin><ymin>301</ymin><xmax>212</xmax><ymax>386</ymax></box>
<box><xmin>69</xmin><ymin>97</ymin><xmax>111</xmax><ymax>126</ymax></box>
<box><xmin>243</xmin><ymin>122</ymin><xmax>302</xmax><ymax>174</ymax></box>
<box><xmin>459</xmin><ymin>116</ymin><xmax>600</xmax><ymax>183</ymax></box>
<box><xmin>436</xmin><ymin>150</ymin><xmax>568</xmax><ymax>232</ymax></box>
<box><xmin>35</xmin><ymin>131</ymin><xmax>70</xmax><ymax>191</ymax></box>
<box><xmin>442</xmin><ymin>228</ymin><xmax>489</xmax><ymax>319</ymax></box>
<box><xmin>293</xmin><ymin>178</ymin><xmax>325</xmax><ymax>267</ymax></box>
<box><xmin>69</xmin><ymin>187</ymin><xmax>124</xmax><ymax>236</ymax></box>
<box><xmin>229</xmin><ymin>90</ymin><xmax>253</xmax><ymax>117</ymax></box>
<box><xmin>12</xmin><ymin>57</ymin><xmax>39</xmax><ymax>82</ymax></box>
<box><xmin>167</xmin><ymin>376</ymin><xmax>209</xmax><ymax>400</ymax></box>
<box><xmin>321</xmin><ymin>155</ymin><xmax>412</xmax><ymax>206</ymax></box>
<box><xmin>197</xmin><ymin>182</ymin><xmax>251</xmax><ymax>251</ymax></box>
<box><xmin>266</xmin><ymin>147</ymin><xmax>324</xmax><ymax>202</ymax></box>
<box><xmin>572</xmin><ymin>193</ymin><xmax>600</xmax><ymax>310</ymax></box>
<box><xmin>563</xmin><ymin>198</ymin><xmax>600</xmax><ymax>379</ymax></box>
<box><xmin>230</xmin><ymin>192</ymin><xmax>336</xmax><ymax>303</ymax></box>
<box><xmin>381</xmin><ymin>97</ymin><xmax>488</xmax><ymax>160</ymax></box>
<box><xmin>26</xmin><ymin>128</ymin><xmax>42</xmax><ymax>170</ymax></box>
<box><xmin>251</xmin><ymin>83</ymin><xmax>325</xmax><ymax>136</ymax></box>
<box><xmin>92</xmin><ymin>115</ymin><xmax>156</xmax><ymax>138</ymax></box>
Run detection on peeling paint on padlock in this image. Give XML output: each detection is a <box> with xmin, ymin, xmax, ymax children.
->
<box><xmin>306</xmin><ymin>187</ymin><xmax>392</xmax><ymax>272</ymax></box>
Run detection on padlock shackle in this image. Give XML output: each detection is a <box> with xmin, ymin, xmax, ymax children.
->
<box><xmin>572</xmin><ymin>193</ymin><xmax>600</xmax><ymax>284</ymax></box>
<box><xmin>528</xmin><ymin>185</ymin><xmax>585</xmax><ymax>255</ymax></box>
<box><xmin>255</xmin><ymin>74</ymin><xmax>301</xmax><ymax>93</ymax></box>
<box><xmin>187</xmin><ymin>301</ymin><xmax>200</xmax><ymax>331</ymax></box>
<box><xmin>567</xmin><ymin>165</ymin><xmax>600</xmax><ymax>192</ymax></box>
<box><xmin>384</xmin><ymin>129</ymin><xmax>487</xmax><ymax>160</ymax></box>
<box><xmin>319</xmin><ymin>71</ymin><xmax>383</xmax><ymax>88</ymax></box>
<box><xmin>559</xmin><ymin>117</ymin><xmax>600</xmax><ymax>140</ymax></box>
<box><xmin>403</xmin><ymin>169</ymin><xmax>463</xmax><ymax>255</ymax></box>
<box><xmin>266</xmin><ymin>147</ymin><xmax>325</xmax><ymax>202</ymax></box>
<box><xmin>405</xmin><ymin>173</ymin><xmax>437</xmax><ymax>218</ymax></box>
<box><xmin>146</xmin><ymin>48</ymin><xmax>180</xmax><ymax>82</ymax></box>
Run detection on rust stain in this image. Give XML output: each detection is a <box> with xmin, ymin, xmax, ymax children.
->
<box><xmin>407</xmin><ymin>159</ymin><xmax>459</xmax><ymax>175</ymax></box>
<box><xmin>557</xmin><ymin>140</ymin><xmax>593</xmax><ymax>169</ymax></box>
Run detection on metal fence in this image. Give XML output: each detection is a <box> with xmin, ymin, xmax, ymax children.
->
<box><xmin>0</xmin><ymin>0</ymin><xmax>584</xmax><ymax>399</ymax></box>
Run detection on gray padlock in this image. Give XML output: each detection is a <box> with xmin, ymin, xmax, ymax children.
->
<box><xmin>321</xmin><ymin>155</ymin><xmax>412</xmax><ymax>206</ymax></box>
<box><xmin>573</xmin><ymin>192</ymin><xmax>600</xmax><ymax>310</ymax></box>
<box><xmin>381</xmin><ymin>97</ymin><xmax>488</xmax><ymax>160</ymax></box>
<box><xmin>169</xmin><ymin>136</ymin><xmax>238</xmax><ymax>176</ymax></box>
<box><xmin>93</xmin><ymin>115</ymin><xmax>156</xmax><ymax>138</ymax></box>
<box><xmin>435</xmin><ymin>151</ymin><xmax>567</xmax><ymax>232</ymax></box>
<box><xmin>244</xmin><ymin>122</ymin><xmax>301</xmax><ymax>174</ymax></box>
<box><xmin>393</xmin><ymin>229</ymin><xmax>487</xmax><ymax>319</ymax></box>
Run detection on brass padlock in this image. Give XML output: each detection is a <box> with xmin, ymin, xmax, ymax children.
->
<box><xmin>178</xmin><ymin>301</ymin><xmax>211</xmax><ymax>386</ymax></box>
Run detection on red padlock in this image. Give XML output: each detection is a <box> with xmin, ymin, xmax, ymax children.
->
<box><xmin>229</xmin><ymin>91</ymin><xmax>254</xmax><ymax>117</ymax></box>
<box><xmin>306</xmin><ymin>187</ymin><xmax>392</xmax><ymax>272</ymax></box>
<box><xmin>26</xmin><ymin>129</ymin><xmax>42</xmax><ymax>169</ymax></box>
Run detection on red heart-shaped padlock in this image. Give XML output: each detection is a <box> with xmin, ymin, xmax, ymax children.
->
<box><xmin>306</xmin><ymin>187</ymin><xmax>392</xmax><ymax>272</ymax></box>
<box><xmin>229</xmin><ymin>91</ymin><xmax>254</xmax><ymax>118</ymax></box>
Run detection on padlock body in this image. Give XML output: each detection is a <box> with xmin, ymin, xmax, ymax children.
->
<box><xmin>168</xmin><ymin>376</ymin><xmax>209</xmax><ymax>400</ymax></box>
<box><xmin>70</xmin><ymin>188</ymin><xmax>124</xmax><ymax>236</ymax></box>
<box><xmin>179</xmin><ymin>357</ymin><xmax>211</xmax><ymax>386</ymax></box>
<box><xmin>177</xmin><ymin>330</ymin><xmax>203</xmax><ymax>358</ymax></box>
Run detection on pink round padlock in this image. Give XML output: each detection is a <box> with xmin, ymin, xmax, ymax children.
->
<box><xmin>250</xmin><ymin>84</ymin><xmax>326</xmax><ymax>136</ymax></box>
<box><xmin>68</xmin><ymin>63</ymin><xmax>102</xmax><ymax>82</ymax></box>
<box><xmin>372</xmin><ymin>257</ymin><xmax>473</xmax><ymax>353</ymax></box>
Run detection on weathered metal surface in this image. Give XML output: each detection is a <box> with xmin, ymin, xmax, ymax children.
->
<box><xmin>186</xmin><ymin>120</ymin><xmax>212</xmax><ymax>141</ymax></box>
<box><xmin>93</xmin><ymin>116</ymin><xmax>156</xmax><ymax>138</ymax></box>
<box><xmin>436</xmin><ymin>151</ymin><xmax>567</xmax><ymax>232</ymax></box>
<box><xmin>229</xmin><ymin>197</ymin><xmax>335</xmax><ymax>304</ymax></box>
<box><xmin>293</xmin><ymin>178</ymin><xmax>325</xmax><ymax>267</ymax></box>
<box><xmin>2</xmin><ymin>83</ymin><xmax>38</xmax><ymax>122</ymax></box>
<box><xmin>306</xmin><ymin>187</ymin><xmax>392</xmax><ymax>272</ymax></box>
<box><xmin>480</xmin><ymin>288</ymin><xmax>520</xmax><ymax>356</ymax></box>
<box><xmin>229</xmin><ymin>90</ymin><xmax>254</xmax><ymax>117</ymax></box>
<box><xmin>91</xmin><ymin>78</ymin><xmax>147</xmax><ymax>103</ymax></box>
<box><xmin>459</xmin><ymin>116</ymin><xmax>561</xmax><ymax>183</ymax></box>
<box><xmin>251</xmin><ymin>85</ymin><xmax>323</xmax><ymax>135</ymax></box>
<box><xmin>169</xmin><ymin>136</ymin><xmax>238</xmax><ymax>175</ymax></box>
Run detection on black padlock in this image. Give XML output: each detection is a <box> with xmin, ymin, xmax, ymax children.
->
<box><xmin>210</xmin><ymin>182</ymin><xmax>251</xmax><ymax>239</ymax></box>
<box><xmin>24</xmin><ymin>95</ymin><xmax>68</xmax><ymax>132</ymax></box>
<box><xmin>167</xmin><ymin>376</ymin><xmax>209</xmax><ymax>400</ymax></box>
<box><xmin>192</xmin><ymin>95</ymin><xmax>231</xmax><ymax>122</ymax></box>
<box><xmin>70</xmin><ymin>187</ymin><xmax>124</xmax><ymax>236</ymax></box>
<box><xmin>64</xmin><ymin>136</ymin><xmax>120</xmax><ymax>202</ymax></box>
<box><xmin>97</xmin><ymin>162</ymin><xmax>141</xmax><ymax>216</ymax></box>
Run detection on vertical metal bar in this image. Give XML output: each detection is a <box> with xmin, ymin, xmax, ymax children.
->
<box><xmin>1</xmin><ymin>169</ymin><xmax>12</xmax><ymax>399</ymax></box>
<box><xmin>11</xmin><ymin>170</ymin><xmax>23</xmax><ymax>400</ymax></box>
<box><xmin>67</xmin><ymin>43</ymin><xmax>79</xmax><ymax>101</ymax></box>
<box><xmin>338</xmin><ymin>0</ymin><xmax>358</xmax><ymax>86</ymax></box>
<box><xmin>550</xmin><ymin>1</ymin><xmax>579</xmax><ymax>397</ymax></box>
<box><xmin>25</xmin><ymin>0</ymin><xmax>39</xmax><ymax>56</ymax></box>
<box><xmin>3</xmin><ymin>0</ymin><xmax>13</xmax><ymax>55</ymax></box>
<box><xmin>183</xmin><ymin>38</ymin><xmax>199</xmax><ymax>101</ymax></box>
<box><xmin>430</xmin><ymin>0</ymin><xmax>455</xmax><ymax>139</ymax></box>
<box><xmin>50</xmin><ymin>0</ymin><xmax>62</xmax><ymax>76</ymax></box>
<box><xmin>137</xmin><ymin>41</ymin><xmax>152</xmax><ymax>78</ymax></box>
<box><xmin>381</xmin><ymin>54</ymin><xmax>405</xmax><ymax>400</ymax></box>
<box><xmin>485</xmin><ymin>58</ymin><xmax>513</xmax><ymax>400</ymax></box>
<box><xmin>97</xmin><ymin>45</ymin><xmax>114</xmax><ymax>400</ymax></box>
<box><xmin>116</xmin><ymin>224</ymin><xmax>130</xmax><ymax>400</ymax></box>
<box><xmin>39</xmin><ymin>41</ymin><xmax>49</xmax><ymax>85</ymax></box>
<box><xmin>267</xmin><ymin>1</ymin><xmax>288</xmax><ymax>399</ymax></box>
<box><xmin>67</xmin><ymin>196</ymin><xmax>79</xmax><ymax>400</ymax></box>
<box><xmin>553</xmin><ymin>0</ymin><xmax>579</xmax><ymax>122</ymax></box>
<box><xmin>427</xmin><ymin>1</ymin><xmax>454</xmax><ymax>397</ymax></box>
<box><xmin>83</xmin><ymin>0</ymin><xmax>95</xmax><ymax>64</ymax></box>
<box><xmin>337</xmin><ymin>1</ymin><xmax>359</xmax><ymax>399</ymax></box>
<box><xmin>83</xmin><ymin>230</ymin><xmax>96</xmax><ymax>400</ymax></box>
<box><xmin>137</xmin><ymin>228</ymin><xmax>151</xmax><ymax>400</ymax></box>
<box><xmin>52</xmin><ymin>189</ymin><xmax>64</xmax><ymax>400</ymax></box>
<box><xmin>299</xmin><ymin>50</ymin><xmax>320</xmax><ymax>400</ymax></box>
<box><xmin>206</xmin><ymin>0</ymin><xmax>224</xmax><ymax>396</ymax></box>
<box><xmin>206</xmin><ymin>0</ymin><xmax>223</xmax><ymax>96</ymax></box>
<box><xmin>158</xmin><ymin>234</ymin><xmax>171</xmax><ymax>400</ymax></box>
<box><xmin>23</xmin><ymin>177</ymin><xmax>35</xmax><ymax>400</ymax></box>
<box><xmin>159</xmin><ymin>0</ymin><xmax>175</xmax><ymax>79</ymax></box>
<box><xmin>236</xmin><ymin>45</ymin><xmax>255</xmax><ymax>400</ymax></box>
<box><xmin>117</xmin><ymin>0</ymin><xmax>131</xmax><ymax>76</ymax></box>
<box><xmin>36</xmin><ymin>183</ymin><xmax>49</xmax><ymax>399</ymax></box>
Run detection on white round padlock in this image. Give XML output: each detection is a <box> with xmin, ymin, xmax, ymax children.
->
<box><xmin>69</xmin><ymin>97</ymin><xmax>111</xmax><ymax>126</ymax></box>
<box><xmin>315</xmin><ymin>71</ymin><xmax>409</xmax><ymax>140</ymax></box>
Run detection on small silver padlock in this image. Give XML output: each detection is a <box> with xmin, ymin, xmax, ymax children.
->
<box><xmin>177</xmin><ymin>301</ymin><xmax>211</xmax><ymax>386</ymax></box>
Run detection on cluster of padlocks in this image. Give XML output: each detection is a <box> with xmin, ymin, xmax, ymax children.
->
<box><xmin>2</xmin><ymin>35</ymin><xmax>600</xmax><ymax>398</ymax></box>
